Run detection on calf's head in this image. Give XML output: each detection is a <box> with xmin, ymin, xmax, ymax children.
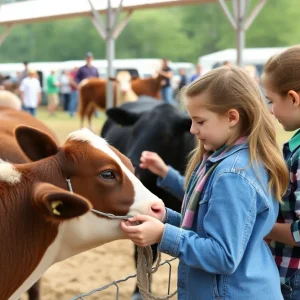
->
<box><xmin>2</xmin><ymin>127</ymin><xmax>167</xmax><ymax>300</ymax></box>
<box><xmin>15</xmin><ymin>126</ymin><xmax>165</xmax><ymax>244</ymax></box>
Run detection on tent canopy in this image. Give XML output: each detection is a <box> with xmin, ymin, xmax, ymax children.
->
<box><xmin>0</xmin><ymin>0</ymin><xmax>216</xmax><ymax>25</ymax></box>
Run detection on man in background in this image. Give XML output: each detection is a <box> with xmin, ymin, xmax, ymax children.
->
<box><xmin>75</xmin><ymin>52</ymin><xmax>99</xmax><ymax>84</ymax></box>
<box><xmin>19</xmin><ymin>69</ymin><xmax>41</xmax><ymax>117</ymax></box>
<box><xmin>75</xmin><ymin>52</ymin><xmax>100</xmax><ymax>117</ymax></box>
<box><xmin>158</xmin><ymin>58</ymin><xmax>174</xmax><ymax>104</ymax></box>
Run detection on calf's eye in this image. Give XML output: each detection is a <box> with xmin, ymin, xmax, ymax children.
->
<box><xmin>100</xmin><ymin>170</ymin><xmax>116</xmax><ymax>180</ymax></box>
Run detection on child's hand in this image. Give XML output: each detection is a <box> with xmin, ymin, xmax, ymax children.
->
<box><xmin>121</xmin><ymin>214</ymin><xmax>165</xmax><ymax>247</ymax></box>
<box><xmin>140</xmin><ymin>151</ymin><xmax>169</xmax><ymax>178</ymax></box>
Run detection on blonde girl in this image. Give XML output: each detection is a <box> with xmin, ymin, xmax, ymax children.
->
<box><xmin>122</xmin><ymin>66</ymin><xmax>288</xmax><ymax>300</ymax></box>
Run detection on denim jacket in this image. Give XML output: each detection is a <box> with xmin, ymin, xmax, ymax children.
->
<box><xmin>158</xmin><ymin>143</ymin><xmax>282</xmax><ymax>300</ymax></box>
<box><xmin>157</xmin><ymin>166</ymin><xmax>185</xmax><ymax>201</ymax></box>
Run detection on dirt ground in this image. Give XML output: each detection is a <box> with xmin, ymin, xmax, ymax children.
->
<box><xmin>20</xmin><ymin>109</ymin><xmax>178</xmax><ymax>300</ymax></box>
<box><xmin>22</xmin><ymin>240</ymin><xmax>178</xmax><ymax>300</ymax></box>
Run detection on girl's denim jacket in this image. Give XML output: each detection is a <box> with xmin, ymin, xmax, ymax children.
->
<box><xmin>158</xmin><ymin>143</ymin><xmax>282</xmax><ymax>300</ymax></box>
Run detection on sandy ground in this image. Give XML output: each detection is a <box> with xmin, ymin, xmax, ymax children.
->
<box><xmin>21</xmin><ymin>241</ymin><xmax>178</xmax><ymax>300</ymax></box>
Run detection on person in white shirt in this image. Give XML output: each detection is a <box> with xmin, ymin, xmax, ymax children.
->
<box><xmin>19</xmin><ymin>69</ymin><xmax>41</xmax><ymax>117</ymax></box>
<box><xmin>59</xmin><ymin>70</ymin><xmax>71</xmax><ymax>111</ymax></box>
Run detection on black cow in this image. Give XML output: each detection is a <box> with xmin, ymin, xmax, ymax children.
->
<box><xmin>101</xmin><ymin>98</ymin><xmax>195</xmax><ymax>300</ymax></box>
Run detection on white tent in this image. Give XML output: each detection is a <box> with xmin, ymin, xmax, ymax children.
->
<box><xmin>199</xmin><ymin>47</ymin><xmax>287</xmax><ymax>74</ymax></box>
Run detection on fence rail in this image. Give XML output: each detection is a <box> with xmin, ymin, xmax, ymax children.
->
<box><xmin>71</xmin><ymin>257</ymin><xmax>177</xmax><ymax>300</ymax></box>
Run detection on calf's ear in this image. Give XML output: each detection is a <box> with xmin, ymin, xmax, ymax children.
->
<box><xmin>14</xmin><ymin>125</ymin><xmax>59</xmax><ymax>161</ymax></box>
<box><xmin>33</xmin><ymin>182</ymin><xmax>92</xmax><ymax>221</ymax></box>
<box><xmin>106</xmin><ymin>107</ymin><xmax>140</xmax><ymax>126</ymax></box>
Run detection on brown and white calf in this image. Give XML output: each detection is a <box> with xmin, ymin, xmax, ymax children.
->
<box><xmin>0</xmin><ymin>126</ymin><xmax>165</xmax><ymax>300</ymax></box>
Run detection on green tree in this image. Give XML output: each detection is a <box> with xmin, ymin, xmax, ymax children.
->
<box><xmin>117</xmin><ymin>8</ymin><xmax>191</xmax><ymax>61</ymax></box>
<box><xmin>180</xmin><ymin>0</ymin><xmax>300</xmax><ymax>61</ymax></box>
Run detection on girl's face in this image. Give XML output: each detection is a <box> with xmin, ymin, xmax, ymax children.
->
<box><xmin>262</xmin><ymin>76</ymin><xmax>300</xmax><ymax>131</ymax></box>
<box><xmin>185</xmin><ymin>94</ymin><xmax>237</xmax><ymax>152</ymax></box>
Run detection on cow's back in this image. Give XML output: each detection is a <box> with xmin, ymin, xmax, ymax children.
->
<box><xmin>79</xmin><ymin>78</ymin><xmax>114</xmax><ymax>111</ymax></box>
<box><xmin>132</xmin><ymin>77</ymin><xmax>161</xmax><ymax>99</ymax></box>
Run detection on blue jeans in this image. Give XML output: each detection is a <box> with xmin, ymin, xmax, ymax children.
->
<box><xmin>161</xmin><ymin>86</ymin><xmax>174</xmax><ymax>105</ymax></box>
<box><xmin>68</xmin><ymin>90</ymin><xmax>78</xmax><ymax>117</ymax></box>
<box><xmin>281</xmin><ymin>271</ymin><xmax>300</xmax><ymax>300</ymax></box>
<box><xmin>23</xmin><ymin>106</ymin><xmax>37</xmax><ymax>117</ymax></box>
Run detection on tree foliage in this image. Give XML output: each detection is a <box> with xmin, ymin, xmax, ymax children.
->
<box><xmin>0</xmin><ymin>0</ymin><xmax>297</xmax><ymax>63</ymax></box>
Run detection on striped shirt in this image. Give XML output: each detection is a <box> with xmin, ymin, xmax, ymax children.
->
<box><xmin>271</xmin><ymin>129</ymin><xmax>300</xmax><ymax>283</ymax></box>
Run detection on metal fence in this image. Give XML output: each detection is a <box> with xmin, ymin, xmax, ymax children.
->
<box><xmin>70</xmin><ymin>257</ymin><xmax>177</xmax><ymax>300</ymax></box>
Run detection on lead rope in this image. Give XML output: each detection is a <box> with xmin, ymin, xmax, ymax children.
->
<box><xmin>66</xmin><ymin>178</ymin><xmax>177</xmax><ymax>299</ymax></box>
<box><xmin>136</xmin><ymin>246</ymin><xmax>177</xmax><ymax>300</ymax></box>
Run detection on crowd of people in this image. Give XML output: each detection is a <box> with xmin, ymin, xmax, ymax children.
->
<box><xmin>17</xmin><ymin>51</ymin><xmax>99</xmax><ymax>118</ymax></box>
<box><xmin>5</xmin><ymin>54</ymin><xmax>261</xmax><ymax>119</ymax></box>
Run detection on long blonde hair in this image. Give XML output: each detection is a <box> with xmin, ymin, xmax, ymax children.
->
<box><xmin>183</xmin><ymin>66</ymin><xmax>288</xmax><ymax>202</ymax></box>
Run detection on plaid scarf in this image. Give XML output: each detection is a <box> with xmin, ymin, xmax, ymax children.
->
<box><xmin>181</xmin><ymin>137</ymin><xmax>247</xmax><ymax>229</ymax></box>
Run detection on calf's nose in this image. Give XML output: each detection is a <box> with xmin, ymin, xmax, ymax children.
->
<box><xmin>150</xmin><ymin>200</ymin><xmax>165</xmax><ymax>221</ymax></box>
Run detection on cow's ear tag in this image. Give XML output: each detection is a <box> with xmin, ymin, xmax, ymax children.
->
<box><xmin>51</xmin><ymin>201</ymin><xmax>63</xmax><ymax>216</ymax></box>
<box><xmin>33</xmin><ymin>182</ymin><xmax>92</xmax><ymax>220</ymax></box>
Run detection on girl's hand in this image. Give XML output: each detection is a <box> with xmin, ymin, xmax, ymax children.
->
<box><xmin>121</xmin><ymin>214</ymin><xmax>165</xmax><ymax>247</ymax></box>
<box><xmin>140</xmin><ymin>151</ymin><xmax>169</xmax><ymax>179</ymax></box>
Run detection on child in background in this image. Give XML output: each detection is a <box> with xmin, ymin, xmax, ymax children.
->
<box><xmin>262</xmin><ymin>45</ymin><xmax>300</xmax><ymax>300</ymax></box>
